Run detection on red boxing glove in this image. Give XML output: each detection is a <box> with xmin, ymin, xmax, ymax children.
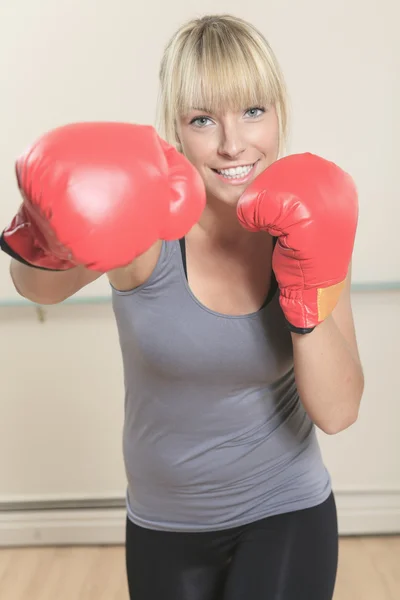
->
<box><xmin>0</xmin><ymin>122</ymin><xmax>206</xmax><ymax>272</ymax></box>
<box><xmin>237</xmin><ymin>153</ymin><xmax>358</xmax><ymax>333</ymax></box>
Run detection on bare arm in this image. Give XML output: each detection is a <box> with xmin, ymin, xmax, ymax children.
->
<box><xmin>290</xmin><ymin>263</ymin><xmax>364</xmax><ymax>435</ymax></box>
<box><xmin>10</xmin><ymin>259</ymin><xmax>103</xmax><ymax>304</ymax></box>
<box><xmin>9</xmin><ymin>239</ymin><xmax>163</xmax><ymax>303</ymax></box>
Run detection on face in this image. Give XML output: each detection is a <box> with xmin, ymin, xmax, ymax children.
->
<box><xmin>176</xmin><ymin>104</ymin><xmax>280</xmax><ymax>207</ymax></box>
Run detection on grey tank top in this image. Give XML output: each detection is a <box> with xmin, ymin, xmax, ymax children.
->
<box><xmin>111</xmin><ymin>238</ymin><xmax>331</xmax><ymax>532</ymax></box>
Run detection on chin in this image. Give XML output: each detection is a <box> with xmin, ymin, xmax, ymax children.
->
<box><xmin>209</xmin><ymin>188</ymin><xmax>244</xmax><ymax>208</ymax></box>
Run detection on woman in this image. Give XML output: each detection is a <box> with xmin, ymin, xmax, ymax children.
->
<box><xmin>1</xmin><ymin>13</ymin><xmax>364</xmax><ymax>600</ymax></box>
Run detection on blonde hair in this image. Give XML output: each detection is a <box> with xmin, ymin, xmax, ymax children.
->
<box><xmin>156</xmin><ymin>14</ymin><xmax>290</xmax><ymax>158</ymax></box>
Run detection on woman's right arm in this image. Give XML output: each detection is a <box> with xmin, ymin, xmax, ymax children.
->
<box><xmin>9</xmin><ymin>259</ymin><xmax>103</xmax><ymax>304</ymax></box>
<box><xmin>9</xmin><ymin>239</ymin><xmax>163</xmax><ymax>303</ymax></box>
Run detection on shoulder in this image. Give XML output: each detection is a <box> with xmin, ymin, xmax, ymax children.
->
<box><xmin>107</xmin><ymin>239</ymin><xmax>179</xmax><ymax>293</ymax></box>
<box><xmin>107</xmin><ymin>240</ymin><xmax>163</xmax><ymax>292</ymax></box>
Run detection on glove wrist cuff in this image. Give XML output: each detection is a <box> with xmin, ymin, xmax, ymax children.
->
<box><xmin>0</xmin><ymin>231</ymin><xmax>65</xmax><ymax>272</ymax></box>
<box><xmin>285</xmin><ymin>318</ymin><xmax>316</xmax><ymax>335</ymax></box>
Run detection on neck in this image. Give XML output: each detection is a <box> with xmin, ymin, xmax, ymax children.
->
<box><xmin>193</xmin><ymin>199</ymin><xmax>252</xmax><ymax>247</ymax></box>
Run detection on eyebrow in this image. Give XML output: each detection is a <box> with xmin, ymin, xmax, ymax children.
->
<box><xmin>192</xmin><ymin>107</ymin><xmax>214</xmax><ymax>114</ymax></box>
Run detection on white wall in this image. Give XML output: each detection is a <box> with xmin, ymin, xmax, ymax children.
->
<box><xmin>0</xmin><ymin>0</ymin><xmax>399</xmax><ymax>544</ymax></box>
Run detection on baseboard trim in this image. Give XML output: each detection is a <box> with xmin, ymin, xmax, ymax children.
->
<box><xmin>335</xmin><ymin>488</ymin><xmax>400</xmax><ymax>535</ymax></box>
<box><xmin>1</xmin><ymin>490</ymin><xmax>400</xmax><ymax>547</ymax></box>
<box><xmin>0</xmin><ymin>508</ymin><xmax>126</xmax><ymax>547</ymax></box>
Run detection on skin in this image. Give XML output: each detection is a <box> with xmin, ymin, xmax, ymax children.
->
<box><xmin>177</xmin><ymin>104</ymin><xmax>279</xmax><ymax>241</ymax></box>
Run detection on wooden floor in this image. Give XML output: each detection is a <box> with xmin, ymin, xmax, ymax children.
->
<box><xmin>0</xmin><ymin>536</ymin><xmax>399</xmax><ymax>599</ymax></box>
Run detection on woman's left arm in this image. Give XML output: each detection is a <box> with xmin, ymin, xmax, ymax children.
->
<box><xmin>290</xmin><ymin>263</ymin><xmax>365</xmax><ymax>435</ymax></box>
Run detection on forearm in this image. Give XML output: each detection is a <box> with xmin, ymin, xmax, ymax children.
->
<box><xmin>291</xmin><ymin>315</ymin><xmax>364</xmax><ymax>435</ymax></box>
<box><xmin>10</xmin><ymin>259</ymin><xmax>101</xmax><ymax>304</ymax></box>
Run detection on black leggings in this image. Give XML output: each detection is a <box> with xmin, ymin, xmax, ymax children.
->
<box><xmin>125</xmin><ymin>491</ymin><xmax>338</xmax><ymax>599</ymax></box>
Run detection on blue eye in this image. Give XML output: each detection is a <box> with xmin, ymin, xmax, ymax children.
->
<box><xmin>245</xmin><ymin>107</ymin><xmax>265</xmax><ymax>118</ymax></box>
<box><xmin>190</xmin><ymin>116</ymin><xmax>212</xmax><ymax>127</ymax></box>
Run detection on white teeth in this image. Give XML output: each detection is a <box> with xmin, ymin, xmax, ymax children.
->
<box><xmin>217</xmin><ymin>164</ymin><xmax>254</xmax><ymax>178</ymax></box>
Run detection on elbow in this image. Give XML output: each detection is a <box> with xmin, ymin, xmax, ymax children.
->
<box><xmin>24</xmin><ymin>293</ymin><xmax>69</xmax><ymax>305</ymax></box>
<box><xmin>319</xmin><ymin>399</ymin><xmax>362</xmax><ymax>435</ymax></box>
<box><xmin>320</xmin><ymin>412</ymin><xmax>359</xmax><ymax>435</ymax></box>
<box><xmin>12</xmin><ymin>282</ymin><xmax>64</xmax><ymax>305</ymax></box>
<box><xmin>323</xmin><ymin>373</ymin><xmax>365</xmax><ymax>435</ymax></box>
<box><xmin>10</xmin><ymin>263</ymin><xmax>71</xmax><ymax>305</ymax></box>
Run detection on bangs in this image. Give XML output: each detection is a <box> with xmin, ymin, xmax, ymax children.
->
<box><xmin>157</xmin><ymin>15</ymin><xmax>288</xmax><ymax>155</ymax></box>
<box><xmin>175</xmin><ymin>29</ymin><xmax>280</xmax><ymax>116</ymax></box>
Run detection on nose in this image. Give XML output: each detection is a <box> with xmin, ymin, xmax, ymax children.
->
<box><xmin>217</xmin><ymin>124</ymin><xmax>246</xmax><ymax>159</ymax></box>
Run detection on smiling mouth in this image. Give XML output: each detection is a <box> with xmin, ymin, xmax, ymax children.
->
<box><xmin>212</xmin><ymin>163</ymin><xmax>254</xmax><ymax>179</ymax></box>
<box><xmin>211</xmin><ymin>161</ymin><xmax>258</xmax><ymax>183</ymax></box>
